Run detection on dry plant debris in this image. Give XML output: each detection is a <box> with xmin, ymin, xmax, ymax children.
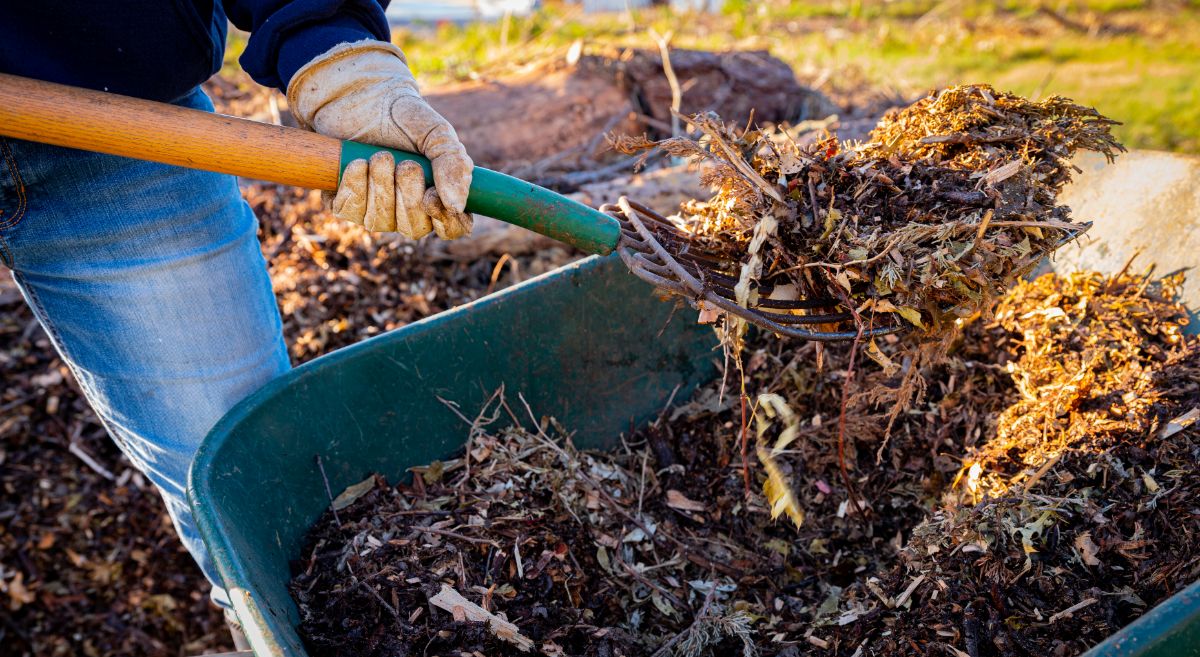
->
<box><xmin>291</xmin><ymin>268</ymin><xmax>1198</xmax><ymax>657</ymax></box>
<box><xmin>0</xmin><ymin>294</ymin><xmax>233</xmax><ymax>657</ymax></box>
<box><xmin>0</xmin><ymin>71</ymin><xmax>581</xmax><ymax>657</ymax></box>
<box><xmin>616</xmin><ymin>84</ymin><xmax>1124</xmax><ymax>341</ymax></box>
<box><xmin>251</xmin><ymin>184</ymin><xmax>576</xmax><ymax>363</ymax></box>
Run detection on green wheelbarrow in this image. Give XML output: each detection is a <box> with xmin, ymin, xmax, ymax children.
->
<box><xmin>186</xmin><ymin>151</ymin><xmax>1200</xmax><ymax>657</ymax></box>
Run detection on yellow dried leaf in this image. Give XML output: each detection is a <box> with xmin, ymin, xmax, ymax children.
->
<box><xmin>865</xmin><ymin>339</ymin><xmax>900</xmax><ymax>374</ymax></box>
<box><xmin>755</xmin><ymin>393</ymin><xmax>799</xmax><ymax>452</ymax></box>
<box><xmin>871</xmin><ymin>299</ymin><xmax>900</xmax><ymax>313</ymax></box>
<box><xmin>757</xmin><ymin>446</ymin><xmax>805</xmax><ymax>528</ymax></box>
<box><xmin>835</xmin><ymin>270</ymin><xmax>853</xmax><ymax>293</ymax></box>
<box><xmin>897</xmin><ymin>306</ymin><xmax>926</xmax><ymax>330</ymax></box>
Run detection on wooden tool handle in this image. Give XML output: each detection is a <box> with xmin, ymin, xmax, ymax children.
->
<box><xmin>0</xmin><ymin>73</ymin><xmax>342</xmax><ymax>191</ymax></box>
<box><xmin>0</xmin><ymin>73</ymin><xmax>623</xmax><ymax>255</ymax></box>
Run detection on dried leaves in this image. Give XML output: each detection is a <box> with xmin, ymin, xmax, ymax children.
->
<box><xmin>620</xmin><ymin>84</ymin><xmax>1124</xmax><ymax>338</ymax></box>
<box><xmin>292</xmin><ymin>267</ymin><xmax>1198</xmax><ymax>657</ymax></box>
<box><xmin>0</xmin><ymin>293</ymin><xmax>233</xmax><ymax>657</ymax></box>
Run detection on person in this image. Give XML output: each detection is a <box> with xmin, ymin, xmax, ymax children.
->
<box><xmin>0</xmin><ymin>0</ymin><xmax>472</xmax><ymax>641</ymax></box>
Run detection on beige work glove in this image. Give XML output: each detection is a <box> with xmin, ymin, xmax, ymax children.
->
<box><xmin>287</xmin><ymin>40</ymin><xmax>473</xmax><ymax>240</ymax></box>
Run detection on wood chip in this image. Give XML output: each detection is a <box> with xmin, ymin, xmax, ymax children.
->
<box><xmin>1048</xmin><ymin>597</ymin><xmax>1098</xmax><ymax>623</ymax></box>
<box><xmin>429</xmin><ymin>584</ymin><xmax>535</xmax><ymax>652</ymax></box>
<box><xmin>892</xmin><ymin>574</ymin><xmax>926</xmax><ymax>608</ymax></box>
<box><xmin>1158</xmin><ymin>407</ymin><xmax>1199</xmax><ymax>439</ymax></box>
<box><xmin>665</xmin><ymin>489</ymin><xmax>706</xmax><ymax>513</ymax></box>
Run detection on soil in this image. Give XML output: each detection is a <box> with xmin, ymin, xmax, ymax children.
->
<box><xmin>290</xmin><ymin>269</ymin><xmax>1199</xmax><ymax>657</ymax></box>
<box><xmin>428</xmin><ymin>47</ymin><xmax>843</xmax><ymax>190</ymax></box>
<box><xmin>0</xmin><ymin>292</ymin><xmax>233</xmax><ymax>657</ymax></box>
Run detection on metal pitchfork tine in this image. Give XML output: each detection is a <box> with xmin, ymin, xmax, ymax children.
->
<box><xmin>604</xmin><ymin>197</ymin><xmax>904</xmax><ymax>342</ymax></box>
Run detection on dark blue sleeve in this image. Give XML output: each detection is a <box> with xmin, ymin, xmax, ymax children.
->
<box><xmin>223</xmin><ymin>0</ymin><xmax>392</xmax><ymax>92</ymax></box>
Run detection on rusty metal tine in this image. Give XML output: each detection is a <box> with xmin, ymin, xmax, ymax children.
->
<box><xmin>607</xmin><ymin>200</ymin><xmax>905</xmax><ymax>341</ymax></box>
<box><xmin>616</xmin><ymin>198</ymin><xmax>709</xmax><ymax>294</ymax></box>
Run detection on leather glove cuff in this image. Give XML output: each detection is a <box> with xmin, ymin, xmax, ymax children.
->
<box><xmin>286</xmin><ymin>39</ymin><xmax>417</xmax><ymax>132</ymax></box>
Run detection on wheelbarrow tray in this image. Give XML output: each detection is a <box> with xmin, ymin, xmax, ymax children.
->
<box><xmin>190</xmin><ymin>152</ymin><xmax>1200</xmax><ymax>657</ymax></box>
<box><xmin>189</xmin><ymin>253</ymin><xmax>721</xmax><ymax>655</ymax></box>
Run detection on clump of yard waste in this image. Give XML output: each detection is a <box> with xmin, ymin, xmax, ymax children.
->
<box><xmin>289</xmin><ymin>268</ymin><xmax>1198</xmax><ymax>657</ymax></box>
<box><xmin>615</xmin><ymin>84</ymin><xmax>1124</xmax><ymax>341</ymax></box>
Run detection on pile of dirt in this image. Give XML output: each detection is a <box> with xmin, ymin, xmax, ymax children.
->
<box><xmin>427</xmin><ymin>47</ymin><xmax>841</xmax><ymax>188</ymax></box>
<box><xmin>289</xmin><ymin>268</ymin><xmax>1198</xmax><ymax>657</ymax></box>
<box><xmin>858</xmin><ymin>270</ymin><xmax>1200</xmax><ymax>656</ymax></box>
<box><xmin>616</xmin><ymin>85</ymin><xmax>1124</xmax><ymax>342</ymax></box>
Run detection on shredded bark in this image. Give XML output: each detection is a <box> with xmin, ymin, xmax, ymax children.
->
<box><xmin>291</xmin><ymin>269</ymin><xmax>1197</xmax><ymax>657</ymax></box>
<box><xmin>614</xmin><ymin>84</ymin><xmax>1125</xmax><ymax>340</ymax></box>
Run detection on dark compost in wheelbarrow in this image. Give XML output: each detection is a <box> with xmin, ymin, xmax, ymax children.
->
<box><xmin>288</xmin><ymin>269</ymin><xmax>1199</xmax><ymax>657</ymax></box>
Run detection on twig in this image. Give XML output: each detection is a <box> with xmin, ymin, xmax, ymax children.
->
<box><xmin>1048</xmin><ymin>597</ymin><xmax>1098</xmax><ymax>623</ymax></box>
<box><xmin>834</xmin><ymin>292</ymin><xmax>869</xmax><ymax>521</ymax></box>
<box><xmin>517</xmin><ymin>392</ymin><xmax>551</xmax><ymax>441</ymax></box>
<box><xmin>0</xmin><ymin>394</ymin><xmax>36</xmax><ymax>415</ymax></box>
<box><xmin>649</xmin><ymin>29</ymin><xmax>683</xmax><ymax>140</ymax></box>
<box><xmin>636</xmin><ymin>449</ymin><xmax>649</xmax><ymax>517</ymax></box>
<box><xmin>416</xmin><ymin>526</ymin><xmax>502</xmax><ymax>547</ymax></box>
<box><xmin>437</xmin><ymin>395</ymin><xmax>476</xmax><ymax>426</ymax></box>
<box><xmin>314</xmin><ymin>455</ymin><xmax>342</xmax><ymax>527</ymax></box>
<box><xmin>486</xmin><ymin>253</ymin><xmax>516</xmax><ymax>294</ymax></box>
<box><xmin>1016</xmin><ymin>451</ymin><xmax>1062</xmax><ymax>494</ymax></box>
<box><xmin>702</xmin><ymin>122</ymin><xmax>785</xmax><ymax>204</ymax></box>
<box><xmin>68</xmin><ymin>441</ymin><xmax>114</xmax><ymax>481</ymax></box>
<box><xmin>349</xmin><ymin>565</ymin><xmax>402</xmax><ymax>621</ymax></box>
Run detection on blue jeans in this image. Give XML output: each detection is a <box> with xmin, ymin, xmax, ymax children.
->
<box><xmin>0</xmin><ymin>87</ymin><xmax>291</xmax><ymax>607</ymax></box>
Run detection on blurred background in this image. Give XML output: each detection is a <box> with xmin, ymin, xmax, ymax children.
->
<box><xmin>367</xmin><ymin>0</ymin><xmax>1198</xmax><ymax>152</ymax></box>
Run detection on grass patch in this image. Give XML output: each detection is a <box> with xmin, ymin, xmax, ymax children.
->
<box><xmin>387</xmin><ymin>1</ymin><xmax>1199</xmax><ymax>154</ymax></box>
<box><xmin>222</xmin><ymin>1</ymin><xmax>1199</xmax><ymax>153</ymax></box>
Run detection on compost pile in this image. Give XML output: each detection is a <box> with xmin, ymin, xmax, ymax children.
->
<box><xmin>291</xmin><ymin>266</ymin><xmax>1198</xmax><ymax>657</ymax></box>
<box><xmin>616</xmin><ymin>84</ymin><xmax>1124</xmax><ymax>339</ymax></box>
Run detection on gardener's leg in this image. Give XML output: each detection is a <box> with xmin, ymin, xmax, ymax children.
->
<box><xmin>0</xmin><ymin>88</ymin><xmax>291</xmax><ymax>607</ymax></box>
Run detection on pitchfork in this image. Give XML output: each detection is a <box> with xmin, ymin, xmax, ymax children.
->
<box><xmin>0</xmin><ymin>73</ymin><xmax>892</xmax><ymax>341</ymax></box>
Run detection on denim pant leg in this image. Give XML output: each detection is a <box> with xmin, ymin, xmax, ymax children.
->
<box><xmin>0</xmin><ymin>88</ymin><xmax>291</xmax><ymax>606</ymax></box>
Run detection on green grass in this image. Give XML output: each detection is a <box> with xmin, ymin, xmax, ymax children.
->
<box><xmin>381</xmin><ymin>0</ymin><xmax>1200</xmax><ymax>154</ymax></box>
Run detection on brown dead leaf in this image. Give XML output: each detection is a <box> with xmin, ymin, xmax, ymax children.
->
<box><xmin>1074</xmin><ymin>532</ymin><xmax>1102</xmax><ymax>566</ymax></box>
<box><xmin>665</xmin><ymin>489</ymin><xmax>706</xmax><ymax>513</ymax></box>
<box><xmin>5</xmin><ymin>572</ymin><xmax>35</xmax><ymax>610</ymax></box>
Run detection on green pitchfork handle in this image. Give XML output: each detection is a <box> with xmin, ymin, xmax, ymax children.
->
<box><xmin>0</xmin><ymin>73</ymin><xmax>622</xmax><ymax>255</ymax></box>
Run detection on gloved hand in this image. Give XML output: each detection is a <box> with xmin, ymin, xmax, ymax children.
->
<box><xmin>287</xmin><ymin>40</ymin><xmax>473</xmax><ymax>240</ymax></box>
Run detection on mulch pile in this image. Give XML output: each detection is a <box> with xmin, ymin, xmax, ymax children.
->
<box><xmin>289</xmin><ymin>267</ymin><xmax>1198</xmax><ymax>657</ymax></box>
<box><xmin>0</xmin><ymin>302</ymin><xmax>232</xmax><ymax>656</ymax></box>
<box><xmin>616</xmin><ymin>85</ymin><xmax>1124</xmax><ymax>341</ymax></box>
